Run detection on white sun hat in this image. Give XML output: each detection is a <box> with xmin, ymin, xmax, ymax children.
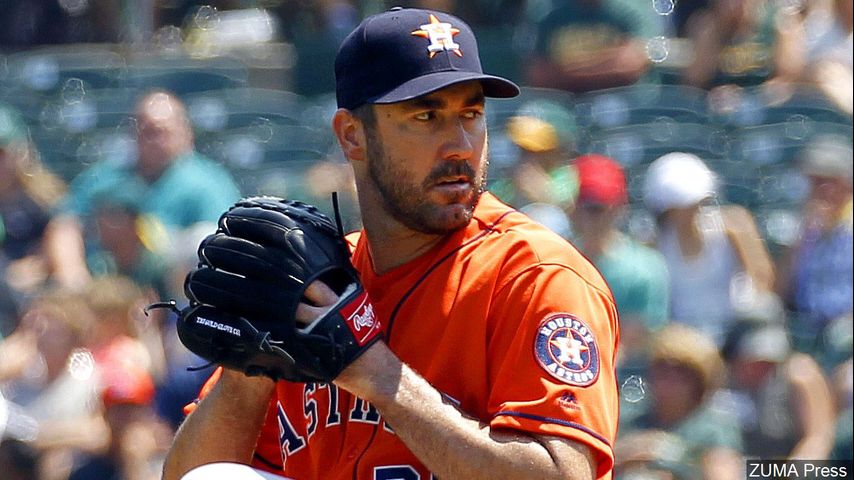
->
<box><xmin>643</xmin><ymin>152</ymin><xmax>718</xmax><ymax>214</ymax></box>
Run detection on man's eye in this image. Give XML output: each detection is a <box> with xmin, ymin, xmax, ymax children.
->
<box><xmin>462</xmin><ymin>110</ymin><xmax>483</xmax><ymax>120</ymax></box>
<box><xmin>414</xmin><ymin>111</ymin><xmax>434</xmax><ymax>121</ymax></box>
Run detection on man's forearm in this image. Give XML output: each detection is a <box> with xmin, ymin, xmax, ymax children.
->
<box><xmin>336</xmin><ymin>343</ymin><xmax>594</xmax><ymax>480</ymax></box>
<box><xmin>162</xmin><ymin>370</ymin><xmax>275</xmax><ymax>480</ymax></box>
<box><xmin>44</xmin><ymin>215</ymin><xmax>92</xmax><ymax>288</ymax></box>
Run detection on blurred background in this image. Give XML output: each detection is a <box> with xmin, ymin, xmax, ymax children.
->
<box><xmin>0</xmin><ymin>1</ymin><xmax>851</xmax><ymax>479</ymax></box>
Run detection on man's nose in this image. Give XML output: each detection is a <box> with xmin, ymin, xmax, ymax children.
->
<box><xmin>442</xmin><ymin>120</ymin><xmax>475</xmax><ymax>160</ymax></box>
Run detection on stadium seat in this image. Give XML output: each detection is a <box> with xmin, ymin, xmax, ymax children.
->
<box><xmin>4</xmin><ymin>46</ymin><xmax>126</xmax><ymax>93</ymax></box>
<box><xmin>716</xmin><ymin>84</ymin><xmax>853</xmax><ymax>128</ymax></box>
<box><xmin>197</xmin><ymin>123</ymin><xmax>332</xmax><ymax>172</ymax></box>
<box><xmin>488</xmin><ymin>86</ymin><xmax>576</xmax><ymax>133</ymax></box>
<box><xmin>727</xmin><ymin>121</ymin><xmax>853</xmax><ymax>168</ymax></box>
<box><xmin>185</xmin><ymin>87</ymin><xmax>306</xmax><ymax>133</ymax></box>
<box><xmin>574</xmin><ymin>84</ymin><xmax>710</xmax><ymax>129</ymax></box>
<box><xmin>123</xmin><ymin>54</ymin><xmax>249</xmax><ymax>96</ymax></box>
<box><xmin>583</xmin><ymin>121</ymin><xmax>727</xmax><ymax>203</ymax></box>
<box><xmin>761</xmin><ymin>84</ymin><xmax>852</xmax><ymax>126</ymax></box>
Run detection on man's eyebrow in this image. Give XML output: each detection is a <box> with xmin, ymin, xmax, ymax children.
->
<box><xmin>464</xmin><ymin>91</ymin><xmax>486</xmax><ymax>107</ymax></box>
<box><xmin>401</xmin><ymin>90</ymin><xmax>486</xmax><ymax>111</ymax></box>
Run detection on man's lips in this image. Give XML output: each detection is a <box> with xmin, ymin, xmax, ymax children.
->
<box><xmin>430</xmin><ymin>176</ymin><xmax>473</xmax><ymax>197</ymax></box>
<box><xmin>433</xmin><ymin>175</ymin><xmax>471</xmax><ymax>186</ymax></box>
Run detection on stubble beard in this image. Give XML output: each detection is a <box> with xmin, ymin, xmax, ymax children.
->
<box><xmin>365</xmin><ymin>129</ymin><xmax>489</xmax><ymax>235</ymax></box>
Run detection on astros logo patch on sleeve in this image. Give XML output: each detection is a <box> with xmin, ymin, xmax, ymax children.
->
<box><xmin>534</xmin><ymin>314</ymin><xmax>600</xmax><ymax>386</ymax></box>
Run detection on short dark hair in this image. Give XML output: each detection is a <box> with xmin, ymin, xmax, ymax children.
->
<box><xmin>351</xmin><ymin>103</ymin><xmax>377</xmax><ymax>130</ymax></box>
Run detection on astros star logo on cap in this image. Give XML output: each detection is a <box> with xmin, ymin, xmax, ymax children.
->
<box><xmin>411</xmin><ymin>14</ymin><xmax>463</xmax><ymax>58</ymax></box>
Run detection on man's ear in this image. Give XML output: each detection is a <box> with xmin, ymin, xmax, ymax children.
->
<box><xmin>332</xmin><ymin>109</ymin><xmax>366</xmax><ymax>162</ymax></box>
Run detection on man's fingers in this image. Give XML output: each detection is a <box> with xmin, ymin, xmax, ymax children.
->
<box><xmin>296</xmin><ymin>280</ymin><xmax>342</xmax><ymax>325</ymax></box>
<box><xmin>296</xmin><ymin>303</ymin><xmax>332</xmax><ymax>326</ymax></box>
<box><xmin>304</xmin><ymin>281</ymin><xmax>339</xmax><ymax>307</ymax></box>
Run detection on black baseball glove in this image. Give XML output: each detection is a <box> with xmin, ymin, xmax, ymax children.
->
<box><xmin>155</xmin><ymin>196</ymin><xmax>382</xmax><ymax>383</ymax></box>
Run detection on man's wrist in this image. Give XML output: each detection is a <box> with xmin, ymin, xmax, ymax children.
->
<box><xmin>334</xmin><ymin>341</ymin><xmax>401</xmax><ymax>404</ymax></box>
<box><xmin>219</xmin><ymin>368</ymin><xmax>277</xmax><ymax>398</ymax></box>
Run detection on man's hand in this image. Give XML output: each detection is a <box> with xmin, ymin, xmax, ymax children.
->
<box><xmin>296</xmin><ymin>281</ymin><xmax>340</xmax><ymax>324</ymax></box>
<box><xmin>167</xmin><ymin>196</ymin><xmax>383</xmax><ymax>383</ymax></box>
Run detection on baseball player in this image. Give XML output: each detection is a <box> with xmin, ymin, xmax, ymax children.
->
<box><xmin>162</xmin><ymin>7</ymin><xmax>619</xmax><ymax>480</ymax></box>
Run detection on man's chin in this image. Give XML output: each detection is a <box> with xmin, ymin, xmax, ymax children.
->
<box><xmin>421</xmin><ymin>198</ymin><xmax>480</xmax><ymax>233</ymax></box>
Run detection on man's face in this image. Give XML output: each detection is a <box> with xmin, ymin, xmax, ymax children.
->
<box><xmin>570</xmin><ymin>201</ymin><xmax>621</xmax><ymax>239</ymax></box>
<box><xmin>135</xmin><ymin>93</ymin><xmax>192</xmax><ymax>180</ymax></box>
<box><xmin>364</xmin><ymin>82</ymin><xmax>489</xmax><ymax>234</ymax></box>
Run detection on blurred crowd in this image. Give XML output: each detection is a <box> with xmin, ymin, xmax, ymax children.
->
<box><xmin>1</xmin><ymin>0</ymin><xmax>852</xmax><ymax>479</ymax></box>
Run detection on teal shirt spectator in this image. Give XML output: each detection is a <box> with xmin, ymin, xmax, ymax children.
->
<box><xmin>62</xmin><ymin>151</ymin><xmax>241</xmax><ymax>227</ymax></box>
<box><xmin>626</xmin><ymin>400</ymin><xmax>745</xmax><ymax>478</ymax></box>
<box><xmin>579</xmin><ymin>232</ymin><xmax>670</xmax><ymax>379</ymax></box>
<box><xmin>594</xmin><ymin>233</ymin><xmax>670</xmax><ymax>333</ymax></box>
<box><xmin>534</xmin><ymin>0</ymin><xmax>662</xmax><ymax>55</ymax></box>
<box><xmin>525</xmin><ymin>0</ymin><xmax>665</xmax><ymax>92</ymax></box>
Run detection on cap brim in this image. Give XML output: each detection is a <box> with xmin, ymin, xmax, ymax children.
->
<box><xmin>370</xmin><ymin>71</ymin><xmax>519</xmax><ymax>105</ymax></box>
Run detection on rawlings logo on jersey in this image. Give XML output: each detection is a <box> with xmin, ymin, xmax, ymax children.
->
<box><xmin>411</xmin><ymin>14</ymin><xmax>463</xmax><ymax>58</ymax></box>
<box><xmin>534</xmin><ymin>314</ymin><xmax>599</xmax><ymax>386</ymax></box>
<box><xmin>339</xmin><ymin>291</ymin><xmax>381</xmax><ymax>346</ymax></box>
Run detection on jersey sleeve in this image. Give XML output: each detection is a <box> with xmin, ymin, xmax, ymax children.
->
<box><xmin>486</xmin><ymin>264</ymin><xmax>620</xmax><ymax>478</ymax></box>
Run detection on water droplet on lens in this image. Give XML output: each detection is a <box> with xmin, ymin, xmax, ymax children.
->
<box><xmin>153</xmin><ymin>25</ymin><xmax>184</xmax><ymax>51</ymax></box>
<box><xmin>61</xmin><ymin>78</ymin><xmax>86</xmax><ymax>104</ymax></box>
<box><xmin>58</xmin><ymin>0</ymin><xmax>89</xmax><ymax>15</ymax></box>
<box><xmin>646</xmin><ymin>36</ymin><xmax>670</xmax><ymax>63</ymax></box>
<box><xmin>193</xmin><ymin>5</ymin><xmax>220</xmax><ymax>30</ymax></box>
<box><xmin>250</xmin><ymin>117</ymin><xmax>274</xmax><ymax>143</ymax></box>
<box><xmin>784</xmin><ymin>114</ymin><xmax>810</xmax><ymax>139</ymax></box>
<box><xmin>621</xmin><ymin>375</ymin><xmax>646</xmax><ymax>403</ymax></box>
<box><xmin>117</xmin><ymin>116</ymin><xmax>138</xmax><ymax>135</ymax></box>
<box><xmin>68</xmin><ymin>349</ymin><xmax>95</xmax><ymax>380</ymax></box>
<box><xmin>652</xmin><ymin>0</ymin><xmax>675</xmax><ymax>15</ymax></box>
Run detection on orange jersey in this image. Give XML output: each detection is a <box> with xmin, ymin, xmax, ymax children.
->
<box><xmin>190</xmin><ymin>192</ymin><xmax>620</xmax><ymax>479</ymax></box>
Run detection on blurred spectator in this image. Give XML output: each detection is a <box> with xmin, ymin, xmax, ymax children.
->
<box><xmin>80</xmin><ymin>274</ymin><xmax>202</xmax><ymax>442</ymax></box>
<box><xmin>615</xmin><ymin>430</ymin><xmax>695</xmax><ymax>480</ymax></box>
<box><xmin>82</xmin><ymin>276</ymin><xmax>166</xmax><ymax>383</ymax></box>
<box><xmin>155</xmin><ymin>1</ymin><xmax>241</xmax><ymax>30</ymax></box>
<box><xmin>57</xmin><ymin>274</ymin><xmax>172</xmax><ymax>479</ymax></box>
<box><xmin>87</xmin><ymin>187</ymin><xmax>172</xmax><ymax>299</ymax></box>
<box><xmin>0</xmin><ymin>102</ymin><xmax>67</xmax><ymax>297</ymax></box>
<box><xmin>681</xmin><ymin>0</ymin><xmax>800</xmax><ymax>89</ymax></box>
<box><xmin>643</xmin><ymin>152</ymin><xmax>775</xmax><ymax>346</ymax></box>
<box><xmin>776</xmin><ymin>0</ymin><xmax>853</xmax><ymax>114</ymax></box>
<box><xmin>275</xmin><ymin>0</ymin><xmax>361</xmax><ymax>95</ymax></box>
<box><xmin>68</xmin><ymin>325</ymin><xmax>171</xmax><ymax>480</ymax></box>
<box><xmin>524</xmin><ymin>0</ymin><xmax>662</xmax><ymax>93</ymax></box>
<box><xmin>390</xmin><ymin>0</ymin><xmax>527</xmax><ymax>28</ymax></box>
<box><xmin>626</xmin><ymin>324</ymin><xmax>744</xmax><ymax>480</ymax></box>
<box><xmin>830</xmin><ymin>357</ymin><xmax>852</xmax><ymax>460</ymax></box>
<box><xmin>567</xmin><ymin>154</ymin><xmax>670</xmax><ymax>375</ymax></box>
<box><xmin>68</xmin><ymin>377</ymin><xmax>166</xmax><ymax>480</ymax></box>
<box><xmin>303</xmin><ymin>158</ymin><xmax>362</xmax><ymax>231</ymax></box>
<box><xmin>669</xmin><ymin>0</ymin><xmax>712</xmax><ymax>38</ymax></box>
<box><xmin>0</xmin><ymin>439</ymin><xmax>40</xmax><ymax>480</ymax></box>
<box><xmin>45</xmin><ymin>90</ymin><xmax>240</xmax><ymax>290</ymax></box>
<box><xmin>720</xmin><ymin>320</ymin><xmax>836</xmax><ymax>459</ymax></box>
<box><xmin>776</xmin><ymin>134</ymin><xmax>853</xmax><ymax>346</ymax></box>
<box><xmin>493</xmin><ymin>98</ymin><xmax>580</xmax><ymax>212</ymax></box>
<box><xmin>0</xmin><ymin>0</ymin><xmax>120</xmax><ymax>47</ymax></box>
<box><xmin>0</xmin><ymin>289</ymin><xmax>108</xmax><ymax>480</ymax></box>
<box><xmin>0</xmin><ymin>280</ymin><xmax>19</xmax><ymax>339</ymax></box>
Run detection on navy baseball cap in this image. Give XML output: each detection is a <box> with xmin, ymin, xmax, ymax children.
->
<box><xmin>335</xmin><ymin>7</ymin><xmax>520</xmax><ymax>110</ymax></box>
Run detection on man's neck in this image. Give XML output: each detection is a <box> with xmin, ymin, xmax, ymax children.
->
<box><xmin>361</xmin><ymin>217</ymin><xmax>444</xmax><ymax>275</ymax></box>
